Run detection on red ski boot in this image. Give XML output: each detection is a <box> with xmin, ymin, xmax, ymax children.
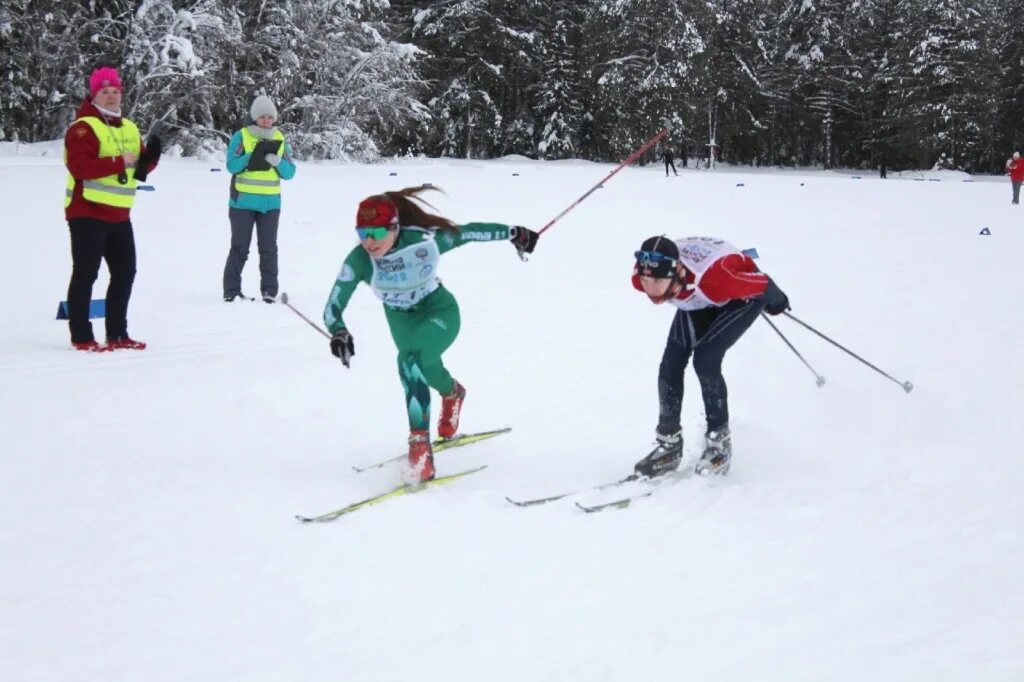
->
<box><xmin>437</xmin><ymin>380</ymin><xmax>466</xmax><ymax>440</ymax></box>
<box><xmin>407</xmin><ymin>430</ymin><xmax>436</xmax><ymax>483</ymax></box>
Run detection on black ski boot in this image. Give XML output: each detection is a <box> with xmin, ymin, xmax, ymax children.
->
<box><xmin>634</xmin><ymin>429</ymin><xmax>683</xmax><ymax>478</ymax></box>
<box><xmin>695</xmin><ymin>427</ymin><xmax>732</xmax><ymax>476</ymax></box>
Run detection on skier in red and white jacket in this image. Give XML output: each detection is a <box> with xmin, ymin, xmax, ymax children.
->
<box><xmin>631</xmin><ymin>235</ymin><xmax>789</xmax><ymax>477</ymax></box>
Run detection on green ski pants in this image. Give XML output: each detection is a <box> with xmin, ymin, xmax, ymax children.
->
<box><xmin>385</xmin><ymin>288</ymin><xmax>461</xmax><ymax>432</ymax></box>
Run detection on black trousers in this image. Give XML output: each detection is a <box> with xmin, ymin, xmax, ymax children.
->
<box><xmin>664</xmin><ymin>158</ymin><xmax>677</xmax><ymax>175</ymax></box>
<box><xmin>657</xmin><ymin>297</ymin><xmax>765</xmax><ymax>436</ymax></box>
<box><xmin>66</xmin><ymin>218</ymin><xmax>137</xmax><ymax>343</ymax></box>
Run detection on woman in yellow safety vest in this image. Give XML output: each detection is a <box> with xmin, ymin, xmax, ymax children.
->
<box><xmin>223</xmin><ymin>95</ymin><xmax>297</xmax><ymax>303</ymax></box>
<box><xmin>63</xmin><ymin>66</ymin><xmax>161</xmax><ymax>352</ymax></box>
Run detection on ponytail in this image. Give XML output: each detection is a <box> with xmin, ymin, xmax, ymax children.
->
<box><xmin>383</xmin><ymin>185</ymin><xmax>458</xmax><ymax>235</ymax></box>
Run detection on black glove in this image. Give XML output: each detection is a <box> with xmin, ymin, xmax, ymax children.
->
<box><xmin>330</xmin><ymin>329</ymin><xmax>355</xmax><ymax>367</ymax></box>
<box><xmin>133</xmin><ymin>135</ymin><xmax>162</xmax><ymax>182</ymax></box>
<box><xmin>509</xmin><ymin>225</ymin><xmax>539</xmax><ymax>255</ymax></box>
<box><xmin>762</xmin><ymin>277</ymin><xmax>790</xmax><ymax>316</ymax></box>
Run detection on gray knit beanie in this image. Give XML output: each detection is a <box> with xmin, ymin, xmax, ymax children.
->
<box><xmin>250</xmin><ymin>95</ymin><xmax>278</xmax><ymax>121</ymax></box>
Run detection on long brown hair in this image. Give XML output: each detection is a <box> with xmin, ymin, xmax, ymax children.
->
<box><xmin>380</xmin><ymin>185</ymin><xmax>459</xmax><ymax>235</ymax></box>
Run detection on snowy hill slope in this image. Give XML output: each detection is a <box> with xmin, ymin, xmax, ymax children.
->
<box><xmin>1</xmin><ymin>154</ymin><xmax>1022</xmax><ymax>681</ymax></box>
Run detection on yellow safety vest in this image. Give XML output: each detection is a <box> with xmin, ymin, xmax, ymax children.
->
<box><xmin>64</xmin><ymin>116</ymin><xmax>141</xmax><ymax>209</ymax></box>
<box><xmin>235</xmin><ymin>127</ymin><xmax>285</xmax><ymax>195</ymax></box>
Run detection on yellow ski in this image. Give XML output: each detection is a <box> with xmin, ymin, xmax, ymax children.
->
<box><xmin>296</xmin><ymin>466</ymin><xmax>488</xmax><ymax>523</ymax></box>
<box><xmin>351</xmin><ymin>427</ymin><xmax>510</xmax><ymax>473</ymax></box>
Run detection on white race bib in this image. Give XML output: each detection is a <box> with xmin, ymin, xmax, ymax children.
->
<box><xmin>670</xmin><ymin>237</ymin><xmax>744</xmax><ymax>311</ymax></box>
<box><xmin>369</xmin><ymin>230</ymin><xmax>441</xmax><ymax>310</ymax></box>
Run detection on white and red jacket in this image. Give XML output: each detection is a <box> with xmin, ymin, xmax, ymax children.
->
<box><xmin>631</xmin><ymin>237</ymin><xmax>769</xmax><ymax>311</ymax></box>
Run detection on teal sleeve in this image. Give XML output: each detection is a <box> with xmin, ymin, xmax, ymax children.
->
<box><xmin>275</xmin><ymin>141</ymin><xmax>296</xmax><ymax>180</ymax></box>
<box><xmin>225</xmin><ymin>131</ymin><xmax>250</xmax><ymax>174</ymax></box>
<box><xmin>436</xmin><ymin>222</ymin><xmax>512</xmax><ymax>254</ymax></box>
<box><xmin>323</xmin><ymin>246</ymin><xmax>373</xmax><ymax>333</ymax></box>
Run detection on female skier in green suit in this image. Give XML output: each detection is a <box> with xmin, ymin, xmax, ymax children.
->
<box><xmin>324</xmin><ymin>185</ymin><xmax>539</xmax><ymax>482</ymax></box>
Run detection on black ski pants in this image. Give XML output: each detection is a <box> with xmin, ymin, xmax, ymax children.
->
<box><xmin>657</xmin><ymin>297</ymin><xmax>765</xmax><ymax>436</ymax></box>
<box><xmin>66</xmin><ymin>218</ymin><xmax>137</xmax><ymax>343</ymax></box>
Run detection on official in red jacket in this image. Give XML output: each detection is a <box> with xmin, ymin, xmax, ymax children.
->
<box><xmin>1006</xmin><ymin>152</ymin><xmax>1023</xmax><ymax>205</ymax></box>
<box><xmin>64</xmin><ymin>66</ymin><xmax>160</xmax><ymax>352</ymax></box>
<box><xmin>631</xmin><ymin>235</ymin><xmax>789</xmax><ymax>478</ymax></box>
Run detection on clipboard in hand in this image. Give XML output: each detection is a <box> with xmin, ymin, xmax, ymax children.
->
<box><xmin>245</xmin><ymin>139</ymin><xmax>281</xmax><ymax>171</ymax></box>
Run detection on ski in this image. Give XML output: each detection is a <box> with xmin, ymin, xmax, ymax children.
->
<box><xmin>505</xmin><ymin>474</ymin><xmax>640</xmax><ymax>507</ymax></box>
<box><xmin>574</xmin><ymin>467</ymin><xmax>701</xmax><ymax>513</ymax></box>
<box><xmin>575</xmin><ymin>492</ymin><xmax>654</xmax><ymax>513</ymax></box>
<box><xmin>351</xmin><ymin>427</ymin><xmax>510</xmax><ymax>473</ymax></box>
<box><xmin>295</xmin><ymin>465</ymin><xmax>488</xmax><ymax>523</ymax></box>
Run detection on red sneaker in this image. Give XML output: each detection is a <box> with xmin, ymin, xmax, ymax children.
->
<box><xmin>407</xmin><ymin>430</ymin><xmax>435</xmax><ymax>482</ymax></box>
<box><xmin>437</xmin><ymin>380</ymin><xmax>466</xmax><ymax>439</ymax></box>
<box><xmin>105</xmin><ymin>336</ymin><xmax>147</xmax><ymax>351</ymax></box>
<box><xmin>71</xmin><ymin>340</ymin><xmax>109</xmax><ymax>353</ymax></box>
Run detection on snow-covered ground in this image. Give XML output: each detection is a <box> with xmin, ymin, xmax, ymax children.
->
<box><xmin>1</xmin><ymin>148</ymin><xmax>1022</xmax><ymax>681</ymax></box>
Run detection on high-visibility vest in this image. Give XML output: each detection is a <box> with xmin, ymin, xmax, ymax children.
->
<box><xmin>234</xmin><ymin>127</ymin><xmax>285</xmax><ymax>195</ymax></box>
<box><xmin>64</xmin><ymin>116</ymin><xmax>141</xmax><ymax>209</ymax></box>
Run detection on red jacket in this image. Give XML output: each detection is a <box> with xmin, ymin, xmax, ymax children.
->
<box><xmin>1008</xmin><ymin>158</ymin><xmax>1024</xmax><ymax>183</ymax></box>
<box><xmin>64</xmin><ymin>99</ymin><xmax>158</xmax><ymax>223</ymax></box>
<box><xmin>632</xmin><ymin>252</ymin><xmax>769</xmax><ymax>307</ymax></box>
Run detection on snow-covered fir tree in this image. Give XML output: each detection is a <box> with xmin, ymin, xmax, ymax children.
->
<box><xmin>533</xmin><ymin>2</ymin><xmax>586</xmax><ymax>159</ymax></box>
<box><xmin>906</xmin><ymin>0</ymin><xmax>1000</xmax><ymax>171</ymax></box>
<box><xmin>582</xmin><ymin>0</ymin><xmax>705</xmax><ymax>161</ymax></box>
<box><xmin>0</xmin><ymin>0</ymin><xmax>1014</xmax><ymax>168</ymax></box>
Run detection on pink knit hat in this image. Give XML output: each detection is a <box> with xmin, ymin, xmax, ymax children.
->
<box><xmin>89</xmin><ymin>67</ymin><xmax>122</xmax><ymax>98</ymax></box>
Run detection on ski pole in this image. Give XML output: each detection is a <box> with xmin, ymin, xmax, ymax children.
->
<box><xmin>537</xmin><ymin>120</ymin><xmax>672</xmax><ymax>236</ymax></box>
<box><xmin>783</xmin><ymin>312</ymin><xmax>914</xmax><ymax>393</ymax></box>
<box><xmin>761</xmin><ymin>314</ymin><xmax>826</xmax><ymax>387</ymax></box>
<box><xmin>280</xmin><ymin>292</ymin><xmax>330</xmax><ymax>339</ymax></box>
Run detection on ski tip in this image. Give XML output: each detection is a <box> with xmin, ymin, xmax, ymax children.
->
<box><xmin>295</xmin><ymin>514</ymin><xmax>313</xmax><ymax>523</ymax></box>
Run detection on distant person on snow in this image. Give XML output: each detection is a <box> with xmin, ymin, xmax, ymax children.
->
<box><xmin>323</xmin><ymin>186</ymin><xmax>540</xmax><ymax>483</ymax></box>
<box><xmin>223</xmin><ymin>95</ymin><xmax>297</xmax><ymax>303</ymax></box>
<box><xmin>63</xmin><ymin>66</ymin><xmax>161</xmax><ymax>352</ymax></box>
<box><xmin>631</xmin><ymin>236</ymin><xmax>790</xmax><ymax>477</ymax></box>
<box><xmin>663</xmin><ymin>147</ymin><xmax>678</xmax><ymax>176</ymax></box>
<box><xmin>1006</xmin><ymin>151</ymin><xmax>1023</xmax><ymax>204</ymax></box>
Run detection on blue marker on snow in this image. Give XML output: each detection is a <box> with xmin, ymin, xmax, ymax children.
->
<box><xmin>56</xmin><ymin>299</ymin><xmax>105</xmax><ymax>320</ymax></box>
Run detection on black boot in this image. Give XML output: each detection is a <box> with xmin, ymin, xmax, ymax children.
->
<box><xmin>695</xmin><ymin>427</ymin><xmax>732</xmax><ymax>476</ymax></box>
<box><xmin>634</xmin><ymin>429</ymin><xmax>683</xmax><ymax>478</ymax></box>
